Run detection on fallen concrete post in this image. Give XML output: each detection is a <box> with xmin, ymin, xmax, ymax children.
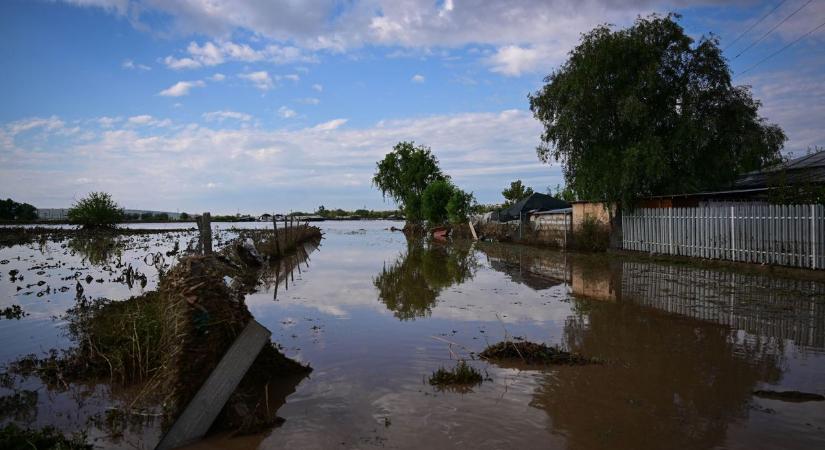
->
<box><xmin>155</xmin><ymin>319</ymin><xmax>272</xmax><ymax>450</ymax></box>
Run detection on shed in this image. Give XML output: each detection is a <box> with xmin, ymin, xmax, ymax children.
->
<box><xmin>496</xmin><ymin>193</ymin><xmax>570</xmax><ymax>222</ymax></box>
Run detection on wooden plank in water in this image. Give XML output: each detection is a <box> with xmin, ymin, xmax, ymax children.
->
<box><xmin>468</xmin><ymin>221</ymin><xmax>478</xmax><ymax>241</ymax></box>
<box><xmin>155</xmin><ymin>320</ymin><xmax>272</xmax><ymax>450</ymax></box>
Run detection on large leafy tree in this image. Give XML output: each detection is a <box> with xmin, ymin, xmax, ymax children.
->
<box><xmin>373</xmin><ymin>141</ymin><xmax>446</xmax><ymax>222</ymax></box>
<box><xmin>529</xmin><ymin>14</ymin><xmax>785</xmax><ymax>209</ymax></box>
<box><xmin>502</xmin><ymin>180</ymin><xmax>534</xmax><ymax>206</ymax></box>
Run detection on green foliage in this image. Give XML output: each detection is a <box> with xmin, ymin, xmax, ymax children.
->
<box><xmin>502</xmin><ymin>180</ymin><xmax>534</xmax><ymax>206</ymax></box>
<box><xmin>67</xmin><ymin>192</ymin><xmax>123</xmax><ymax>229</ymax></box>
<box><xmin>373</xmin><ymin>141</ymin><xmax>447</xmax><ymax>222</ymax></box>
<box><xmin>421</xmin><ymin>179</ymin><xmax>455</xmax><ymax>224</ymax></box>
<box><xmin>429</xmin><ymin>360</ymin><xmax>483</xmax><ymax>387</ymax></box>
<box><xmin>529</xmin><ymin>14</ymin><xmax>785</xmax><ymax>209</ymax></box>
<box><xmin>0</xmin><ymin>198</ymin><xmax>37</xmax><ymax>222</ymax></box>
<box><xmin>549</xmin><ymin>184</ymin><xmax>577</xmax><ymax>202</ymax></box>
<box><xmin>446</xmin><ymin>188</ymin><xmax>475</xmax><ymax>224</ymax></box>
<box><xmin>179</xmin><ymin>212</ymin><xmax>190</xmax><ymax>220</ymax></box>
<box><xmin>573</xmin><ymin>215</ymin><xmax>610</xmax><ymax>252</ymax></box>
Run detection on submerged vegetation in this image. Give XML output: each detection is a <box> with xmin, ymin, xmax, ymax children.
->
<box><xmin>480</xmin><ymin>341</ymin><xmax>598</xmax><ymax>366</ymax></box>
<box><xmin>3</xmin><ymin>223</ymin><xmax>321</xmax><ymax>439</ymax></box>
<box><xmin>0</xmin><ymin>424</ymin><xmax>91</xmax><ymax>450</ymax></box>
<box><xmin>428</xmin><ymin>360</ymin><xmax>484</xmax><ymax>388</ymax></box>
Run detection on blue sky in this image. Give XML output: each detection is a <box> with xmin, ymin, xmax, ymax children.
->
<box><xmin>1</xmin><ymin>0</ymin><xmax>823</xmax><ymax>214</ymax></box>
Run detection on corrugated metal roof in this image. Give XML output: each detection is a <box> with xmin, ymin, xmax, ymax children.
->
<box><xmin>736</xmin><ymin>152</ymin><xmax>825</xmax><ymax>189</ymax></box>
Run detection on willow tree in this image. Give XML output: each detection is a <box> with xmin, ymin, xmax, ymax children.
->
<box><xmin>529</xmin><ymin>14</ymin><xmax>785</xmax><ymax>209</ymax></box>
<box><xmin>373</xmin><ymin>141</ymin><xmax>446</xmax><ymax>222</ymax></box>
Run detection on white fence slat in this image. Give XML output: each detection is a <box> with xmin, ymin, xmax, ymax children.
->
<box><xmin>620</xmin><ymin>203</ymin><xmax>822</xmax><ymax>270</ymax></box>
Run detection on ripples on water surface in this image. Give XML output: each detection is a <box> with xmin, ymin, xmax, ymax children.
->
<box><xmin>1</xmin><ymin>221</ymin><xmax>823</xmax><ymax>449</ymax></box>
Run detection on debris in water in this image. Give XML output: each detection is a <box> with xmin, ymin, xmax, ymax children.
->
<box><xmin>480</xmin><ymin>341</ymin><xmax>598</xmax><ymax>366</ymax></box>
<box><xmin>753</xmin><ymin>390</ymin><xmax>825</xmax><ymax>402</ymax></box>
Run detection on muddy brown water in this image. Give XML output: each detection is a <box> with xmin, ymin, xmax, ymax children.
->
<box><xmin>1</xmin><ymin>221</ymin><xmax>824</xmax><ymax>449</ymax></box>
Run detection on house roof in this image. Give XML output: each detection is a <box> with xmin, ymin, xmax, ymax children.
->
<box><xmin>736</xmin><ymin>152</ymin><xmax>825</xmax><ymax>189</ymax></box>
<box><xmin>498</xmin><ymin>193</ymin><xmax>570</xmax><ymax>221</ymax></box>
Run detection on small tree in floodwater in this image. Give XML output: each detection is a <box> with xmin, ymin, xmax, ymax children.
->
<box><xmin>67</xmin><ymin>192</ymin><xmax>124</xmax><ymax>229</ymax></box>
<box><xmin>372</xmin><ymin>141</ymin><xmax>446</xmax><ymax>223</ymax></box>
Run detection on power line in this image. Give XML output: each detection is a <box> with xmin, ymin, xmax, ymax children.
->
<box><xmin>725</xmin><ymin>0</ymin><xmax>789</xmax><ymax>51</ymax></box>
<box><xmin>734</xmin><ymin>0</ymin><xmax>814</xmax><ymax>59</ymax></box>
<box><xmin>737</xmin><ymin>18</ymin><xmax>825</xmax><ymax>76</ymax></box>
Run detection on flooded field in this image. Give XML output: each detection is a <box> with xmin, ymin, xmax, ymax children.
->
<box><xmin>1</xmin><ymin>221</ymin><xmax>824</xmax><ymax>449</ymax></box>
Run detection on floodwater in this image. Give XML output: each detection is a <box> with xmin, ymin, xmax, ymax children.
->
<box><xmin>1</xmin><ymin>221</ymin><xmax>824</xmax><ymax>449</ymax></box>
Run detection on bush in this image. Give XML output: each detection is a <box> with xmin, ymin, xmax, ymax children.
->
<box><xmin>421</xmin><ymin>180</ymin><xmax>455</xmax><ymax>225</ymax></box>
<box><xmin>446</xmin><ymin>188</ymin><xmax>475</xmax><ymax>224</ymax></box>
<box><xmin>67</xmin><ymin>192</ymin><xmax>123</xmax><ymax>229</ymax></box>
<box><xmin>573</xmin><ymin>215</ymin><xmax>610</xmax><ymax>252</ymax></box>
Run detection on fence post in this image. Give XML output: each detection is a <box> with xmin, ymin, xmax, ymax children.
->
<box><xmin>730</xmin><ymin>205</ymin><xmax>735</xmax><ymax>261</ymax></box>
<box><xmin>273</xmin><ymin>216</ymin><xmax>281</xmax><ymax>257</ymax></box>
<box><xmin>813</xmin><ymin>204</ymin><xmax>817</xmax><ymax>270</ymax></box>
<box><xmin>669</xmin><ymin>207</ymin><xmax>673</xmax><ymax>255</ymax></box>
<box><xmin>201</xmin><ymin>212</ymin><xmax>212</xmax><ymax>255</ymax></box>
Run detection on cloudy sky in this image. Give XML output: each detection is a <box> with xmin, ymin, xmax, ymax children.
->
<box><xmin>1</xmin><ymin>0</ymin><xmax>823</xmax><ymax>214</ymax></box>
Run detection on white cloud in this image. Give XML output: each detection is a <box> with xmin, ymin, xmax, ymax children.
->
<box><xmin>158</xmin><ymin>80</ymin><xmax>206</xmax><ymax>97</ymax></box>
<box><xmin>411</xmin><ymin>74</ymin><xmax>425</xmax><ymax>83</ymax></box>
<box><xmin>297</xmin><ymin>97</ymin><xmax>321</xmax><ymax>105</ymax></box>
<box><xmin>278</xmin><ymin>106</ymin><xmax>297</xmax><ymax>118</ymax></box>
<box><xmin>127</xmin><ymin>115</ymin><xmax>172</xmax><ymax>127</ymax></box>
<box><xmin>312</xmin><ymin>83</ymin><xmax>323</xmax><ymax>92</ymax></box>
<box><xmin>122</xmin><ymin>59</ymin><xmax>151</xmax><ymax>71</ymax></box>
<box><xmin>281</xmin><ymin>74</ymin><xmax>300</xmax><ymax>82</ymax></box>
<box><xmin>96</xmin><ymin>116</ymin><xmax>122</xmax><ymax>128</ymax></box>
<box><xmin>312</xmin><ymin>118</ymin><xmax>347</xmax><ymax>131</ymax></box>
<box><xmin>209</xmin><ymin>73</ymin><xmax>226</xmax><ymax>81</ymax></box>
<box><xmin>484</xmin><ymin>44</ymin><xmax>567</xmax><ymax>76</ymax></box>
<box><xmin>127</xmin><ymin>115</ymin><xmax>154</xmax><ymax>125</ymax></box>
<box><xmin>202</xmin><ymin>110</ymin><xmax>253</xmax><ymax>122</ymax></box>
<box><xmin>0</xmin><ymin>109</ymin><xmax>553</xmax><ymax>210</ymax></box>
<box><xmin>163</xmin><ymin>40</ymin><xmax>315</xmax><ymax>70</ymax></box>
<box><xmin>239</xmin><ymin>71</ymin><xmax>274</xmax><ymax>91</ymax></box>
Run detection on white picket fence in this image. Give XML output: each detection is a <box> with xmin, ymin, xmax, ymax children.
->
<box><xmin>622</xmin><ymin>204</ymin><xmax>825</xmax><ymax>269</ymax></box>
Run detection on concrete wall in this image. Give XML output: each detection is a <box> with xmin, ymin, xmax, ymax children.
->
<box><xmin>572</xmin><ymin>202</ymin><xmax>614</xmax><ymax>230</ymax></box>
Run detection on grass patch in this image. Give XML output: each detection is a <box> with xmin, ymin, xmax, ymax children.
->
<box><xmin>428</xmin><ymin>360</ymin><xmax>483</xmax><ymax>388</ymax></box>
<box><xmin>480</xmin><ymin>341</ymin><xmax>597</xmax><ymax>366</ymax></box>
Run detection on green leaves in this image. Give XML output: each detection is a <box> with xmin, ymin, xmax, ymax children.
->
<box><xmin>373</xmin><ymin>141</ymin><xmax>446</xmax><ymax>222</ymax></box>
<box><xmin>502</xmin><ymin>180</ymin><xmax>534</xmax><ymax>206</ymax></box>
<box><xmin>529</xmin><ymin>13</ymin><xmax>785</xmax><ymax>209</ymax></box>
<box><xmin>67</xmin><ymin>192</ymin><xmax>123</xmax><ymax>229</ymax></box>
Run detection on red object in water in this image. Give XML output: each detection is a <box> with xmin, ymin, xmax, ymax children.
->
<box><xmin>431</xmin><ymin>226</ymin><xmax>449</xmax><ymax>240</ymax></box>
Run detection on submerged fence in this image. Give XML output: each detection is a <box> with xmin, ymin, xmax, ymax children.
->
<box><xmin>622</xmin><ymin>204</ymin><xmax>825</xmax><ymax>269</ymax></box>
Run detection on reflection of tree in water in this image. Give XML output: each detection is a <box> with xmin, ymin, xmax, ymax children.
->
<box><xmin>531</xmin><ymin>298</ymin><xmax>784</xmax><ymax>450</ymax></box>
<box><xmin>375</xmin><ymin>238</ymin><xmax>477</xmax><ymax>320</ymax></box>
<box><xmin>68</xmin><ymin>234</ymin><xmax>122</xmax><ymax>266</ymax></box>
